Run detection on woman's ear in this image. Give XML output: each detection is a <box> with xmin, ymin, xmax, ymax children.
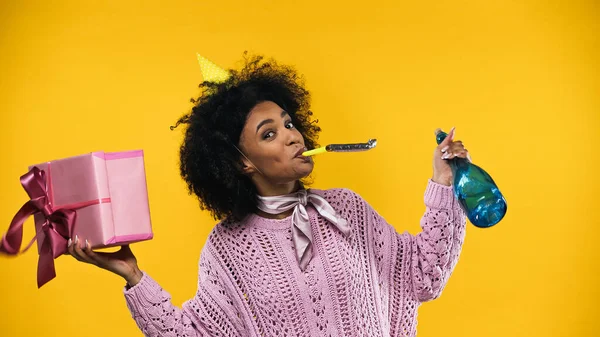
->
<box><xmin>239</xmin><ymin>157</ymin><xmax>257</xmax><ymax>175</ymax></box>
<box><xmin>234</xmin><ymin>140</ymin><xmax>262</xmax><ymax>176</ymax></box>
<box><xmin>235</xmin><ymin>146</ymin><xmax>259</xmax><ymax>175</ymax></box>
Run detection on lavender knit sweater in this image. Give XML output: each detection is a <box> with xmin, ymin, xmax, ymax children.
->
<box><xmin>124</xmin><ymin>180</ymin><xmax>466</xmax><ymax>336</ymax></box>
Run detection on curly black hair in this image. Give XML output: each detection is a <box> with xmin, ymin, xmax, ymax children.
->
<box><xmin>171</xmin><ymin>52</ymin><xmax>321</xmax><ymax>222</ymax></box>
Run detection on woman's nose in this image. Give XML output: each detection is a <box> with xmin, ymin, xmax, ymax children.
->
<box><xmin>286</xmin><ymin>130</ymin><xmax>302</xmax><ymax>145</ymax></box>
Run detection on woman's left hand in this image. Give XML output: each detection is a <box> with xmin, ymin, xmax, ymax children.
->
<box><xmin>431</xmin><ymin>127</ymin><xmax>472</xmax><ymax>186</ymax></box>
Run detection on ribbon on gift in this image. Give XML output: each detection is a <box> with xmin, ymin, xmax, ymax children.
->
<box><xmin>1</xmin><ymin>166</ymin><xmax>110</xmax><ymax>288</ymax></box>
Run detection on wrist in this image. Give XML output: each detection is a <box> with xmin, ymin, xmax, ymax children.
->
<box><xmin>124</xmin><ymin>266</ymin><xmax>143</xmax><ymax>287</ymax></box>
<box><xmin>432</xmin><ymin>175</ymin><xmax>452</xmax><ymax>186</ymax></box>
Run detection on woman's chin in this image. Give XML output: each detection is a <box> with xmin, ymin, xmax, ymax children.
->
<box><xmin>291</xmin><ymin>160</ymin><xmax>314</xmax><ymax>178</ymax></box>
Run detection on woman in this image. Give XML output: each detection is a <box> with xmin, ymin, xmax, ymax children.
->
<box><xmin>68</xmin><ymin>53</ymin><xmax>469</xmax><ymax>337</ymax></box>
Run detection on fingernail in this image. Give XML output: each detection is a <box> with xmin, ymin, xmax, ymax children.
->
<box><xmin>85</xmin><ymin>239</ymin><xmax>89</xmax><ymax>249</ymax></box>
<box><xmin>441</xmin><ymin>145</ymin><xmax>449</xmax><ymax>153</ymax></box>
<box><xmin>68</xmin><ymin>238</ymin><xmax>73</xmax><ymax>247</ymax></box>
<box><xmin>74</xmin><ymin>235</ymin><xmax>79</xmax><ymax>244</ymax></box>
<box><xmin>442</xmin><ymin>153</ymin><xmax>450</xmax><ymax>159</ymax></box>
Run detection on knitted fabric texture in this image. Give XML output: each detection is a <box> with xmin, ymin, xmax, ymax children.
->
<box><xmin>124</xmin><ymin>180</ymin><xmax>467</xmax><ymax>336</ymax></box>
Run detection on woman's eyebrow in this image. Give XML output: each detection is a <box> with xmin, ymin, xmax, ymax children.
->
<box><xmin>255</xmin><ymin>110</ymin><xmax>289</xmax><ymax>134</ymax></box>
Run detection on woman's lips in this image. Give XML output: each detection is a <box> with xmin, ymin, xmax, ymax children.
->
<box><xmin>294</xmin><ymin>147</ymin><xmax>307</xmax><ymax>158</ymax></box>
<box><xmin>294</xmin><ymin>148</ymin><xmax>310</xmax><ymax>162</ymax></box>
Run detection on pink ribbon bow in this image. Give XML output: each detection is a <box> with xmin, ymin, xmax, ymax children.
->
<box><xmin>1</xmin><ymin>167</ymin><xmax>76</xmax><ymax>288</ymax></box>
<box><xmin>257</xmin><ymin>189</ymin><xmax>350</xmax><ymax>271</ymax></box>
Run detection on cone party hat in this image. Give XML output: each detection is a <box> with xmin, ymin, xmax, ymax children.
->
<box><xmin>197</xmin><ymin>53</ymin><xmax>230</xmax><ymax>83</ymax></box>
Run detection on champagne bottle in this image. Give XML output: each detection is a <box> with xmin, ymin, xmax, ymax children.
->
<box><xmin>436</xmin><ymin>130</ymin><xmax>507</xmax><ymax>228</ymax></box>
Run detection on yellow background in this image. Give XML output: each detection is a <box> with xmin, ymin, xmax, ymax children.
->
<box><xmin>0</xmin><ymin>0</ymin><xmax>598</xmax><ymax>336</ymax></box>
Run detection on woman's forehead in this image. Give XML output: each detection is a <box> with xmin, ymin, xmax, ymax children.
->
<box><xmin>246</xmin><ymin>101</ymin><xmax>289</xmax><ymax>127</ymax></box>
<box><xmin>248</xmin><ymin>101</ymin><xmax>286</xmax><ymax>118</ymax></box>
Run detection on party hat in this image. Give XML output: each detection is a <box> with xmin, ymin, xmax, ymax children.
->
<box><xmin>197</xmin><ymin>53</ymin><xmax>230</xmax><ymax>83</ymax></box>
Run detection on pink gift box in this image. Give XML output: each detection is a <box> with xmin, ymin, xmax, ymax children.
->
<box><xmin>29</xmin><ymin>150</ymin><xmax>153</xmax><ymax>252</ymax></box>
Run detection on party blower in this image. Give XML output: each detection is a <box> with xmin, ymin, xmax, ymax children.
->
<box><xmin>302</xmin><ymin>139</ymin><xmax>378</xmax><ymax>156</ymax></box>
<box><xmin>435</xmin><ymin>129</ymin><xmax>507</xmax><ymax>228</ymax></box>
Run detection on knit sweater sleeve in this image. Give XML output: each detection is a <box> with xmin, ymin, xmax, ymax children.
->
<box><xmin>123</xmin><ymin>272</ymin><xmax>201</xmax><ymax>336</ymax></box>
<box><xmin>123</xmin><ymin>239</ymin><xmax>246</xmax><ymax>336</ymax></box>
<box><xmin>356</xmin><ymin>179</ymin><xmax>466</xmax><ymax>304</ymax></box>
<box><xmin>408</xmin><ymin>179</ymin><xmax>467</xmax><ymax>301</ymax></box>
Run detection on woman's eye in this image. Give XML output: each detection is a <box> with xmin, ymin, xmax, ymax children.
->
<box><xmin>285</xmin><ymin>121</ymin><xmax>295</xmax><ymax>129</ymax></box>
<box><xmin>263</xmin><ymin>131</ymin><xmax>275</xmax><ymax>139</ymax></box>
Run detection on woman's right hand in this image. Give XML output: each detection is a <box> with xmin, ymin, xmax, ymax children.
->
<box><xmin>67</xmin><ymin>236</ymin><xmax>143</xmax><ymax>286</ymax></box>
